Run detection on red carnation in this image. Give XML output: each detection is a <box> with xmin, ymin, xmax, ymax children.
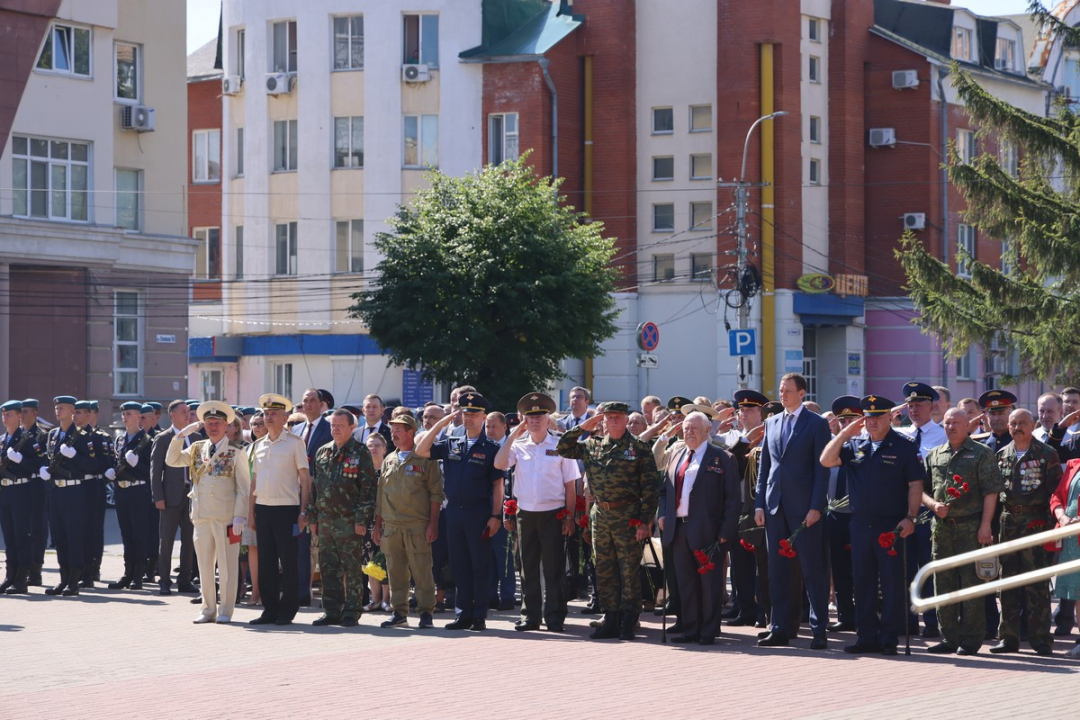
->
<box><xmin>694</xmin><ymin>549</ymin><xmax>709</xmax><ymax>564</ymax></box>
<box><xmin>740</xmin><ymin>539</ymin><xmax>756</xmax><ymax>553</ymax></box>
<box><xmin>556</xmin><ymin>509</ymin><xmax>569</xmax><ymax>520</ymax></box>
<box><xmin>1044</xmin><ymin>541</ymin><xmax>1060</xmax><ymax>552</ymax></box>
<box><xmin>779</xmin><ymin>538</ymin><xmax>792</xmax><ymax>551</ymax></box>
<box><xmin>961</xmin><ymin>482</ymin><xmax>970</xmax><ymax>493</ymax></box>
<box><xmin>577</xmin><ymin>515</ymin><xmax>589</xmax><ymax>529</ymax></box>
<box><xmin>952</xmin><ymin>475</ymin><xmax>962</xmax><ymax>482</ymax></box>
<box><xmin>628</xmin><ymin>518</ymin><xmax>643</xmax><ymax>528</ymax></box>
<box><xmin>887</xmin><ymin>548</ymin><xmax>898</xmax><ymax>556</ymax></box>
<box><xmin>705</xmin><ymin>562</ymin><xmax>715</xmax><ymax>571</ymax></box>
<box><xmin>946</xmin><ymin>487</ymin><xmax>961</xmax><ymax>498</ymax></box>
<box><xmin>575</xmin><ymin>496</ymin><xmax>587</xmax><ymax>513</ymax></box>
<box><xmin>879</xmin><ymin>532</ymin><xmax>896</xmax><ymax>549</ymax></box>
<box><xmin>1027</xmin><ymin>519</ymin><xmax>1047</xmax><ymax>531</ymax></box>
<box><xmin>697</xmin><ymin>566</ymin><xmax>709</xmax><ymax>575</ymax></box>
<box><xmin>503</xmin><ymin>499</ymin><xmax>518</xmax><ymax>516</ymax></box>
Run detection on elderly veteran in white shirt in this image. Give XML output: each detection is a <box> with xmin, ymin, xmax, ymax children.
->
<box><xmin>495</xmin><ymin>392</ymin><xmax>580</xmax><ymax>633</ymax></box>
<box><xmin>167</xmin><ymin>401</ymin><xmax>250</xmax><ymax>624</ymax></box>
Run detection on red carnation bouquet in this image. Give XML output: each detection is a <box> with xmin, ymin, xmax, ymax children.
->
<box><xmin>878</xmin><ymin>474</ymin><xmax>969</xmax><ymax>553</ymax></box>
<box><xmin>694</xmin><ymin>541</ymin><xmax>722</xmax><ymax>574</ymax></box>
<box><xmin>780</xmin><ymin>496</ymin><xmax>850</xmax><ymax>559</ymax></box>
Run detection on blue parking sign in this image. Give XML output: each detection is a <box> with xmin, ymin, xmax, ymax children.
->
<box><xmin>729</xmin><ymin>329</ymin><xmax>756</xmax><ymax>357</ymax></box>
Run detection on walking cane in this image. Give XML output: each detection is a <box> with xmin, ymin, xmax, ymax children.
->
<box><xmin>644</xmin><ymin>535</ymin><xmax>667</xmax><ymax>643</ymax></box>
<box><xmin>903</xmin><ymin>533</ymin><xmax>911</xmax><ymax>657</ymax></box>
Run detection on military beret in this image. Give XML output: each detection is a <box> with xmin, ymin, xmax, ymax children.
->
<box><xmin>902</xmin><ymin>382</ymin><xmax>939</xmax><ymax>403</ymax></box>
<box><xmin>140</xmin><ymin>404</ymin><xmax>155</xmax><ymax>414</ymax></box>
<box><xmin>259</xmin><ymin>393</ymin><xmax>293</xmax><ymax>412</ymax></box>
<box><xmin>119</xmin><ymin>401</ymin><xmax>143</xmax><ymax>412</ymax></box>
<box><xmin>239</xmin><ymin>406</ymin><xmax>257</xmax><ymax>417</ymax></box>
<box><xmin>831</xmin><ymin>395</ymin><xmax>863</xmax><ymax>418</ymax></box>
<box><xmin>667</xmin><ymin>396</ymin><xmax>693</xmax><ymax>413</ymax></box>
<box><xmin>979</xmin><ymin>389</ymin><xmax>1017</xmax><ymax>410</ymax></box>
<box><xmin>460</xmin><ymin>393</ymin><xmax>491</xmax><ymax>413</ymax></box>
<box><xmin>74</xmin><ymin>400</ymin><xmax>92</xmax><ymax>410</ymax></box>
<box><xmin>517</xmin><ymin>392</ymin><xmax>556</xmax><ymax>416</ymax></box>
<box><xmin>21</xmin><ymin>399</ymin><xmax>39</xmax><ymax>409</ymax></box>
<box><xmin>146</xmin><ymin>402</ymin><xmax>163</xmax><ymax>411</ymax></box>
<box><xmin>318</xmin><ymin>389</ymin><xmax>335</xmax><ymax>409</ymax></box>
<box><xmin>1</xmin><ymin>400</ymin><xmax>23</xmax><ymax>412</ymax></box>
<box><xmin>185</xmin><ymin>400</ymin><xmax>200</xmax><ymax>409</ymax></box>
<box><xmin>733</xmin><ymin>390</ymin><xmax>769</xmax><ymax>408</ymax></box>
<box><xmin>597</xmin><ymin>401</ymin><xmax>630</xmax><ymax>415</ymax></box>
<box><xmin>88</xmin><ymin>401</ymin><xmax>99</xmax><ymax>411</ymax></box>
<box><xmin>387</xmin><ymin>414</ymin><xmax>418</xmax><ymax>431</ymax></box>
<box><xmin>53</xmin><ymin>396</ymin><xmax>77</xmax><ymax>406</ymax></box>
<box><xmin>861</xmin><ymin>395</ymin><xmax>894</xmax><ymax>416</ymax></box>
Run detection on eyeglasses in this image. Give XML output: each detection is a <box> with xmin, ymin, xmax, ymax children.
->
<box><xmin>286</xmin><ymin>420</ymin><xmax>302</xmax><ymax>427</ymax></box>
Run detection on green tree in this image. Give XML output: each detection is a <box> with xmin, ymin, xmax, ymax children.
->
<box><xmin>896</xmin><ymin>5</ymin><xmax>1080</xmax><ymax>382</ymax></box>
<box><xmin>351</xmin><ymin>154</ymin><xmax>619</xmax><ymax>409</ymax></box>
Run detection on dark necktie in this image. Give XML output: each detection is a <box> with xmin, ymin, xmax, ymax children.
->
<box><xmin>674</xmin><ymin>449</ymin><xmax>694</xmax><ymax>512</ymax></box>
<box><xmin>780</xmin><ymin>414</ymin><xmax>794</xmax><ymax>455</ymax></box>
<box><xmin>304</xmin><ymin>422</ymin><xmax>313</xmax><ymax>447</ymax></box>
<box><xmin>915</xmin><ymin>427</ymin><xmax>922</xmax><ymax>449</ymax></box>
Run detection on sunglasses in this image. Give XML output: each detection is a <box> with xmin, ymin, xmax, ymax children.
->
<box><xmin>286</xmin><ymin>420</ymin><xmax>303</xmax><ymax>427</ymax></box>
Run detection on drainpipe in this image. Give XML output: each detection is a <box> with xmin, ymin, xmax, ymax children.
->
<box><xmin>937</xmin><ymin>66</ymin><xmax>949</xmax><ymax>386</ymax></box>
<box><xmin>538</xmin><ymin>58</ymin><xmax>558</xmax><ymax>180</ymax></box>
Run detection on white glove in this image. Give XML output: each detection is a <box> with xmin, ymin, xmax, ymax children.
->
<box><xmin>125</xmin><ymin>450</ymin><xmax>138</xmax><ymax>467</ymax></box>
<box><xmin>60</xmin><ymin>444</ymin><xmax>76</xmax><ymax>459</ymax></box>
<box><xmin>39</xmin><ymin>466</ymin><xmax>51</xmax><ymax>481</ymax></box>
<box><xmin>6</xmin><ymin>448</ymin><xmax>23</xmax><ymax>464</ymax></box>
<box><xmin>232</xmin><ymin>516</ymin><xmax>246</xmax><ymax>534</ymax></box>
<box><xmin>105</xmin><ymin>468</ymin><xmax>117</xmax><ymax>481</ymax></box>
<box><xmin>178</xmin><ymin>422</ymin><xmax>202</xmax><ymax>438</ymax></box>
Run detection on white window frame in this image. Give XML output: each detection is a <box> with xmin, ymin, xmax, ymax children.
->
<box><xmin>115</xmin><ymin>168</ymin><xmax>141</xmax><ymax>231</ymax></box>
<box><xmin>192</xmin><ymin>129</ymin><xmax>221</xmax><ymax>183</ymax></box>
<box><xmin>403</xmin><ymin>13</ymin><xmax>439</xmax><ymax>68</ymax></box>
<box><xmin>809</xmin><ymin>158</ymin><xmax>821</xmax><ymax>185</ymax></box>
<box><xmin>690</xmin><ymin>253</ymin><xmax>713</xmax><ymax>282</ymax></box>
<box><xmin>1002</xmin><ymin>238</ymin><xmax>1016</xmax><ymax>276</ymax></box>
<box><xmin>201</xmin><ymin>369</ymin><xmax>225</xmax><ymax>402</ymax></box>
<box><xmin>957</xmin><ymin>224</ymin><xmax>975</xmax><ymax>279</ymax></box>
<box><xmin>235</xmin><ymin>28</ymin><xmax>246</xmax><ymax>79</ymax></box>
<box><xmin>999</xmin><ymin>138</ymin><xmax>1017</xmax><ymax>177</ymax></box>
<box><xmin>488</xmin><ymin>113</ymin><xmax>519</xmax><ymax>165</ymax></box>
<box><xmin>234</xmin><ymin>225</ymin><xmax>244</xmax><ymax>280</ymax></box>
<box><xmin>333</xmin><ymin>15</ymin><xmax>364</xmax><ymax>70</ymax></box>
<box><xmin>952</xmin><ymin>26</ymin><xmax>972</xmax><ymax>61</ymax></box>
<box><xmin>271</xmin><ymin>362</ymin><xmax>294</xmax><ymax>399</ymax></box>
<box><xmin>36</xmin><ymin>22</ymin><xmax>92</xmax><ymax>78</ymax></box>
<box><xmin>273</xmin><ymin>119</ymin><xmax>298</xmax><ymax>172</ymax></box>
<box><xmin>193</xmin><ymin>227</ymin><xmax>221</xmax><ymax>280</ymax></box>
<box><xmin>809</xmin><ymin>115</ymin><xmax>821</xmax><ymax>144</ymax></box>
<box><xmin>403</xmin><ymin>114</ymin><xmax>438</xmax><ymax>169</ymax></box>
<box><xmin>808</xmin><ymin>17</ymin><xmax>821</xmax><ymax>43</ymax></box>
<box><xmin>809</xmin><ymin>55</ymin><xmax>821</xmax><ymax>83</ymax></box>
<box><xmin>271</xmin><ymin>19</ymin><xmax>298</xmax><ymax>74</ymax></box>
<box><xmin>690</xmin><ymin>201</ymin><xmax>713</xmax><ymax>230</ymax></box>
<box><xmin>335</xmin><ymin>219</ymin><xmax>364</xmax><ymax>274</ymax></box>
<box><xmin>333</xmin><ymin>116</ymin><xmax>364</xmax><ymax>169</ymax></box>
<box><xmin>996</xmin><ymin>37</ymin><xmax>1016</xmax><ymax>72</ymax></box>
<box><xmin>653</xmin><ymin>254</ymin><xmax>675</xmax><ymax>283</ymax></box>
<box><xmin>652</xmin><ymin>107</ymin><xmax>674</xmax><ymax>135</ymax></box>
<box><xmin>275</xmin><ymin>221</ymin><xmax>298</xmax><ymax>276</ymax></box>
<box><xmin>956</xmin><ymin>347</ymin><xmax>975</xmax><ymax>380</ymax></box>
<box><xmin>690</xmin><ymin>154</ymin><xmax>712</xmax><ymax>181</ymax></box>
<box><xmin>114</xmin><ymin>42</ymin><xmax>141</xmax><ymax>104</ymax></box>
<box><xmin>652</xmin><ymin>156</ymin><xmax>674</xmax><ymax>181</ymax></box>
<box><xmin>11</xmin><ymin>135</ymin><xmax>91</xmax><ymax>222</ymax></box>
<box><xmin>653</xmin><ymin>203</ymin><xmax>675</xmax><ymax>232</ymax></box>
<box><xmin>114</xmin><ymin>290</ymin><xmax>142</xmax><ymax>397</ymax></box>
<box><xmin>957</xmin><ymin>128</ymin><xmax>975</xmax><ymax>164</ymax></box>
<box><xmin>236</xmin><ymin>127</ymin><xmax>244</xmax><ymax>177</ymax></box>
<box><xmin>689</xmin><ymin>105</ymin><xmax>711</xmax><ymax>133</ymax></box>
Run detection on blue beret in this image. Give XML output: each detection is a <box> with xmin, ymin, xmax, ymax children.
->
<box><xmin>21</xmin><ymin>398</ymin><xmax>39</xmax><ymax>409</ymax></box>
<box><xmin>140</xmin><ymin>404</ymin><xmax>155</xmax><ymax>414</ymax></box>
<box><xmin>119</xmin><ymin>401</ymin><xmax>143</xmax><ymax>412</ymax></box>
<box><xmin>88</xmin><ymin>400</ymin><xmax>99</xmax><ymax>411</ymax></box>
<box><xmin>146</xmin><ymin>402</ymin><xmax>163</xmax><ymax>411</ymax></box>
<box><xmin>53</xmin><ymin>396</ymin><xmax>77</xmax><ymax>406</ymax></box>
<box><xmin>74</xmin><ymin>400</ymin><xmax>93</xmax><ymax>410</ymax></box>
<box><xmin>1</xmin><ymin>400</ymin><xmax>23</xmax><ymax>412</ymax></box>
<box><xmin>185</xmin><ymin>400</ymin><xmax>200</xmax><ymax>409</ymax></box>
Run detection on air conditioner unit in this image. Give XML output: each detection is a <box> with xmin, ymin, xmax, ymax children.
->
<box><xmin>402</xmin><ymin>63</ymin><xmax>431</xmax><ymax>83</ymax></box>
<box><xmin>903</xmin><ymin>212</ymin><xmax>926</xmax><ymax>230</ymax></box>
<box><xmin>1058</xmin><ymin>85</ymin><xmax>1072</xmax><ymax>100</ymax></box>
<box><xmin>222</xmin><ymin>75</ymin><xmax>243</xmax><ymax>95</ymax></box>
<box><xmin>120</xmin><ymin>105</ymin><xmax>155</xmax><ymax>132</ymax></box>
<box><xmin>892</xmin><ymin>69</ymin><xmax>919</xmax><ymax>90</ymax></box>
<box><xmin>266</xmin><ymin>73</ymin><xmax>293</xmax><ymax>95</ymax></box>
<box><xmin>868</xmin><ymin>127</ymin><xmax>896</xmax><ymax>147</ymax></box>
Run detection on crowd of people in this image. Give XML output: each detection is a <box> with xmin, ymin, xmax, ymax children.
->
<box><xmin>1</xmin><ymin>377</ymin><xmax>1079</xmax><ymax>658</ymax></box>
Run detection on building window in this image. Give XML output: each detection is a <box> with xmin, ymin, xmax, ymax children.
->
<box><xmin>690</xmin><ymin>201</ymin><xmax>713</xmax><ymax>230</ymax></box>
<box><xmin>809</xmin><ymin>158</ymin><xmax>821</xmax><ymax>185</ymax></box>
<box><xmin>273</xmin><ymin>119</ymin><xmax>298</xmax><ymax>172</ymax></box>
<box><xmin>809</xmin><ymin>115</ymin><xmax>821</xmax><ymax>144</ymax></box>
<box><xmin>652</xmin><ymin>156</ymin><xmax>674</xmax><ymax>181</ymax></box>
<box><xmin>236</xmin><ymin>127</ymin><xmax>244</xmax><ymax>177</ymax></box>
<box><xmin>235</xmin><ymin>28</ymin><xmax>245</xmax><ymax>79</ymax></box>
<box><xmin>193</xmin><ymin>129</ymin><xmax>221</xmax><ymax>182</ymax></box>
<box><xmin>691</xmin><ymin>254</ymin><xmax>713</xmax><ymax>282</ymax></box>
<box><xmin>194</xmin><ymin>227</ymin><xmax>221</xmax><ymax>280</ymax></box>
<box><xmin>271</xmin><ymin>19</ymin><xmax>298</xmax><ymax>73</ymax></box>
<box><xmin>809</xmin><ymin>55</ymin><xmax>821</xmax><ymax>83</ymax></box>
<box><xmin>115</xmin><ymin>168</ymin><xmax>141</xmax><ymax>231</ymax></box>
<box><xmin>690</xmin><ymin>154</ymin><xmax>712</xmax><ymax>180</ymax></box>
<box><xmin>653</xmin><ymin>254</ymin><xmax>675</xmax><ymax>282</ymax></box>
<box><xmin>334</xmin><ymin>116</ymin><xmax>364</xmax><ymax>168</ymax></box>
<box><xmin>235</xmin><ymin>225</ymin><xmax>244</xmax><ymax>280</ymax></box>
<box><xmin>952</xmin><ymin>26</ymin><xmax>972</xmax><ymax>61</ymax></box>
<box><xmin>403</xmin><ymin>14</ymin><xmax>439</xmax><ymax>68</ymax></box>
<box><xmin>11</xmin><ymin>135</ymin><xmax>90</xmax><ymax>222</ymax></box>
<box><xmin>957</xmin><ymin>224</ymin><xmax>975</xmax><ymax>279</ymax></box>
<box><xmin>653</xmin><ymin>203</ymin><xmax>675</xmax><ymax>232</ymax></box>
<box><xmin>489</xmin><ymin>113</ymin><xmax>519</xmax><ymax>165</ymax></box>
<box><xmin>403</xmin><ymin>114</ymin><xmax>438</xmax><ymax>168</ymax></box>
<box><xmin>999</xmin><ymin>138</ymin><xmax>1017</xmax><ymax>177</ymax></box>
<box><xmin>956</xmin><ymin>347</ymin><xmax>974</xmax><ymax>379</ymax></box>
<box><xmin>201</xmin><ymin>369</ymin><xmax>224</xmax><ymax>401</ymax></box>
<box><xmin>652</xmin><ymin>107</ymin><xmax>674</xmax><ymax>134</ymax></box>
<box><xmin>957</xmin><ymin>128</ymin><xmax>975</xmax><ymax>164</ymax></box>
<box><xmin>689</xmin><ymin>105</ymin><xmax>712</xmax><ymax>132</ymax></box>
<box><xmin>335</xmin><ymin>219</ymin><xmax>364</xmax><ymax>274</ymax></box>
<box><xmin>996</xmin><ymin>38</ymin><xmax>1016</xmax><ymax>71</ymax></box>
<box><xmin>333</xmin><ymin>15</ymin><xmax>364</xmax><ymax>70</ymax></box>
<box><xmin>36</xmin><ymin>23</ymin><xmax>91</xmax><ymax>77</ymax></box>
<box><xmin>1002</xmin><ymin>238</ymin><xmax>1016</xmax><ymax>276</ymax></box>
<box><xmin>808</xmin><ymin>17</ymin><xmax>821</xmax><ymax>42</ymax></box>
<box><xmin>271</xmin><ymin>362</ymin><xmax>293</xmax><ymax>399</ymax></box>
<box><xmin>275</xmin><ymin>221</ymin><xmax>298</xmax><ymax>275</ymax></box>
<box><xmin>114</xmin><ymin>291</ymin><xmax>141</xmax><ymax>396</ymax></box>
<box><xmin>115</xmin><ymin>43</ymin><xmax>139</xmax><ymax>102</ymax></box>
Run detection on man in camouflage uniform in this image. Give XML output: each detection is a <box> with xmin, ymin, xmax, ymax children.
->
<box><xmin>307</xmin><ymin>409</ymin><xmax>376</xmax><ymax>627</ymax></box>
<box><xmin>922</xmin><ymin>408</ymin><xmax>1005</xmax><ymax>655</ymax></box>
<box><xmin>990</xmin><ymin>408</ymin><xmax>1060</xmax><ymax>655</ymax></box>
<box><xmin>557</xmin><ymin>401</ymin><xmax>660</xmax><ymax>641</ymax></box>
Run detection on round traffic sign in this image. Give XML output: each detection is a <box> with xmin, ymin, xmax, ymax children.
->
<box><xmin>638</xmin><ymin>322</ymin><xmax>660</xmax><ymax>352</ymax></box>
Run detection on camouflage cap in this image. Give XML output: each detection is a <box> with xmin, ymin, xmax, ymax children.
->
<box><xmin>597</xmin><ymin>401</ymin><xmax>630</xmax><ymax>415</ymax></box>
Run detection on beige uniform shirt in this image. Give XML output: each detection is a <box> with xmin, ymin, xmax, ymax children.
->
<box><xmin>376</xmin><ymin>450</ymin><xmax>444</xmax><ymax>529</ymax></box>
<box><xmin>166</xmin><ymin>436</ymin><xmax>250</xmax><ymax>522</ymax></box>
<box><xmin>250</xmin><ymin>431</ymin><xmax>309</xmax><ymax>506</ymax></box>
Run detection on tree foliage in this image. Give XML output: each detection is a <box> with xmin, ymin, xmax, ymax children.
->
<box><xmin>350</xmin><ymin>154</ymin><xmax>619</xmax><ymax>409</ymax></box>
<box><xmin>896</xmin><ymin>4</ymin><xmax>1080</xmax><ymax>383</ymax></box>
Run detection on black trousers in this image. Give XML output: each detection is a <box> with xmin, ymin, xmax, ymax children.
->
<box><xmin>83</xmin><ymin>478</ymin><xmax>106</xmax><ymax>567</ymax></box>
<box><xmin>49</xmin><ymin>482</ymin><xmax>86</xmax><ymax>569</ymax></box>
<box><xmin>729</xmin><ymin>536</ymin><xmax>759</xmax><ymax>621</ymax></box>
<box><xmin>255</xmin><ymin>504</ymin><xmax>300</xmax><ymax>622</ymax></box>
<box><xmin>517</xmin><ymin>508</ymin><xmax>567</xmax><ymax>625</ymax></box>
<box><xmin>826</xmin><ymin>511</ymin><xmax>855</xmax><ymax>626</ymax></box>
<box><xmin>158</xmin><ymin>501</ymin><xmax>195</xmax><ymax>586</ymax></box>
<box><xmin>671</xmin><ymin>520</ymin><xmax>725</xmax><ymax>639</ymax></box>
<box><xmin>31</xmin><ymin>479</ymin><xmax>48</xmax><ymax>566</ymax></box>
<box><xmin>0</xmin><ymin>483</ymin><xmax>34</xmax><ymax>568</ymax></box>
<box><xmin>115</xmin><ymin>483</ymin><xmax>150</xmax><ymax>567</ymax></box>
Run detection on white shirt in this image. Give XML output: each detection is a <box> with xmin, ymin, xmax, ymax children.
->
<box><xmin>506</xmin><ymin>433</ymin><xmax>580</xmax><ymax>512</ymax></box>
<box><xmin>1033</xmin><ymin>426</ymin><xmax>1050</xmax><ymax>442</ymax></box>
<box><xmin>360</xmin><ymin>420</ymin><xmax>385</xmax><ymax>443</ymax></box>
<box><xmin>897</xmin><ymin>419</ymin><xmax>946</xmax><ymax>457</ymax></box>
<box><xmin>251</xmin><ymin>431</ymin><xmax>308</xmax><ymax>506</ymax></box>
<box><xmin>674</xmin><ymin>443</ymin><xmax>704</xmax><ymax>518</ymax></box>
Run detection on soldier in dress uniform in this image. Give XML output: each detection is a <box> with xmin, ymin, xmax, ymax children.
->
<box><xmin>81</xmin><ymin>400</ymin><xmax>112</xmax><ymax>587</ymax></box>
<box><xmin>20</xmin><ymin>399</ymin><xmax>49</xmax><ymax>586</ymax></box>
<box><xmin>140</xmin><ymin>403</ymin><xmax>162</xmax><ymax>583</ymax></box>
<box><xmin>415</xmin><ymin>392</ymin><xmax>504</xmax><ymax>631</ymax></box>
<box><xmin>106</xmin><ymin>401</ymin><xmax>154</xmax><ymax>590</ymax></box>
<box><xmin>727</xmin><ymin>390</ymin><xmax>770</xmax><ymax>629</ymax></box>
<box><xmin>557</xmin><ymin>401</ymin><xmax>660</xmax><ymax>641</ymax></box>
<box><xmin>990</xmin><ymin>408</ymin><xmax>1061</xmax><ymax>656</ymax></box>
<box><xmin>824</xmin><ymin>395</ymin><xmax>860</xmax><ymax>634</ymax></box>
<box><xmin>973</xmin><ymin>389</ymin><xmax>1016</xmax><ymax>638</ymax></box>
<box><xmin>0</xmin><ymin>400</ymin><xmax>46</xmax><ymax>594</ymax></box>
<box><xmin>42</xmin><ymin>397</ymin><xmax>100</xmax><ymax>596</ymax></box>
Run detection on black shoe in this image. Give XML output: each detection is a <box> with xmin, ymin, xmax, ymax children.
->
<box><xmin>988</xmin><ymin>641</ymin><xmax>1019</xmax><ymax>654</ymax></box>
<box><xmin>721</xmin><ymin>606</ymin><xmax>740</xmax><ymax>620</ymax></box>
<box><xmin>921</xmin><ymin>625</ymin><xmax>941</xmax><ymax>639</ymax></box>
<box><xmin>671</xmin><ymin>633</ymin><xmax>700</xmax><ymax>644</ymax></box>
<box><xmin>581</xmin><ymin>605</ymin><xmax>600</xmax><ymax>616</ymax></box>
<box><xmin>189</xmin><ymin>596</ymin><xmax>202</xmax><ymax>604</ymax></box>
<box><xmin>445</xmin><ymin>618</ymin><xmax>473</xmax><ymax>630</ymax></box>
<box><xmin>515</xmin><ymin>620</ymin><xmax>541</xmax><ymax>632</ymax></box>
<box><xmin>728</xmin><ymin>616</ymin><xmax>754</xmax><ymax>627</ymax></box>
<box><xmin>44</xmin><ymin>583</ymin><xmax>66</xmax><ymax>596</ymax></box>
<box><xmin>130</xmin><ymin>577</ymin><xmax>143</xmax><ymax>590</ymax></box>
<box><xmin>469</xmin><ymin>619</ymin><xmax>487</xmax><ymax>631</ymax></box>
<box><xmin>880</xmin><ymin>645</ymin><xmax>899</xmax><ymax>656</ymax></box>
<box><xmin>177</xmin><ymin>583</ymin><xmax>199</xmax><ymax>594</ymax></box>
<box><xmin>668</xmin><ymin>623</ymin><xmax>686</xmax><ymax>635</ymax></box>
<box><xmin>843</xmin><ymin>641</ymin><xmax>881</xmax><ymax>654</ymax></box>
<box><xmin>1034</xmin><ymin>645</ymin><xmax>1053</xmax><ymax>656</ymax></box>
<box><xmin>984</xmin><ymin>630</ymin><xmax>997</xmax><ymax>640</ymax></box>
<box><xmin>698</xmin><ymin>636</ymin><xmax>715</xmax><ymax>646</ymax></box>
<box><xmin>158</xmin><ymin>583</ymin><xmax>172</xmax><ymax>596</ymax></box>
<box><xmin>312</xmin><ymin>614</ymin><xmax>339</xmax><ymax>626</ymax></box>
<box><xmin>27</xmin><ymin>571</ymin><xmax>42</xmax><ymax>587</ymax></box>
<box><xmin>590</xmin><ymin>613</ymin><xmax>621</xmax><ymax>640</ymax></box>
<box><xmin>108</xmin><ymin>576</ymin><xmax>132</xmax><ymax>590</ymax></box>
<box><xmin>341</xmin><ymin>616</ymin><xmax>359</xmax><ymax>628</ymax></box>
<box><xmin>757</xmin><ymin>633</ymin><xmax>790</xmax><ymax>647</ymax></box>
<box><xmin>619</xmin><ymin>613</ymin><xmax>638</xmax><ymax>641</ymax></box>
<box><xmin>827</xmin><ymin>621</ymin><xmax>855</xmax><ymax>632</ymax></box>
<box><xmin>546</xmin><ymin>622</ymin><xmax>564</xmax><ymax>632</ymax></box>
<box><xmin>488</xmin><ymin>599</ymin><xmax>500</xmax><ymax>610</ymax></box>
<box><xmin>1054</xmin><ymin>625</ymin><xmax>1073</xmax><ymax>637</ymax></box>
<box><xmin>381</xmin><ymin>613</ymin><xmax>408</xmax><ymax>628</ymax></box>
<box><xmin>249</xmin><ymin>615</ymin><xmax>275</xmax><ymax>625</ymax></box>
<box><xmin>755</xmin><ymin>620</ymin><xmax>768</xmax><ymax>629</ymax></box>
<box><xmin>809</xmin><ymin>636</ymin><xmax>828</xmax><ymax>650</ymax></box>
<box><xmin>61</xmin><ymin>569</ymin><xmax>82</xmax><ymax>596</ymax></box>
<box><xmin>274</xmin><ymin>618</ymin><xmax>293</xmax><ymax>626</ymax></box>
<box><xmin>418</xmin><ymin>612</ymin><xmax>433</xmax><ymax>629</ymax></box>
<box><xmin>433</xmin><ymin>602</ymin><xmax>447</xmax><ymax>613</ymax></box>
<box><xmin>957</xmin><ymin>645</ymin><xmax>979</xmax><ymax>656</ymax></box>
<box><xmin>757</xmin><ymin>629</ymin><xmax>774</xmax><ymax>640</ymax></box>
<box><xmin>79</xmin><ymin>577</ymin><xmax>94</xmax><ymax>589</ymax></box>
<box><xmin>926</xmin><ymin>641</ymin><xmax>957</xmax><ymax>654</ymax></box>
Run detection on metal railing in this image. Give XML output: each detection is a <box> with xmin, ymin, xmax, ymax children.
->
<box><xmin>910</xmin><ymin>522</ymin><xmax>1080</xmax><ymax>614</ymax></box>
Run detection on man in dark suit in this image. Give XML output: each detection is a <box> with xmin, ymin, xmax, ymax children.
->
<box><xmin>754</xmin><ymin>372</ymin><xmax>832</xmax><ymax>649</ymax></box>
<box><xmin>151</xmin><ymin>399</ymin><xmax>198</xmax><ymax>595</ymax></box>
<box><xmin>295</xmin><ymin>388</ymin><xmax>335</xmax><ymax>606</ymax></box>
<box><xmin>658</xmin><ymin>411</ymin><xmax>741</xmax><ymax>645</ymax></box>
<box><xmin>358</xmin><ymin>394</ymin><xmax>395</xmax><ymax>451</ymax></box>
